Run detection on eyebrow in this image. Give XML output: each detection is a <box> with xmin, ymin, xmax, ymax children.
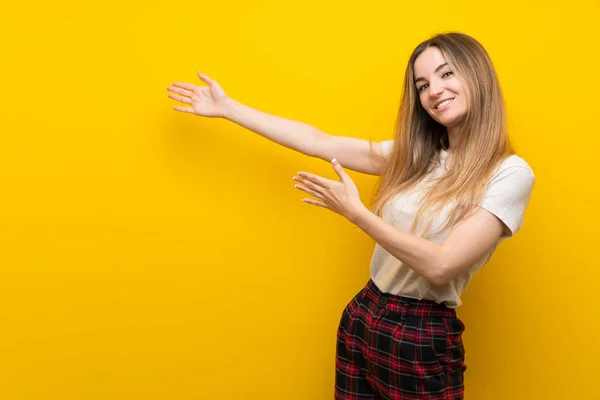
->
<box><xmin>414</xmin><ymin>63</ymin><xmax>448</xmax><ymax>84</ymax></box>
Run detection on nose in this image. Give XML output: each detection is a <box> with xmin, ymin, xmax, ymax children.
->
<box><xmin>429</xmin><ymin>80</ymin><xmax>443</xmax><ymax>97</ymax></box>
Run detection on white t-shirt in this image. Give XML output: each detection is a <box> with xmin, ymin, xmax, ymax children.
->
<box><xmin>370</xmin><ymin>140</ymin><xmax>535</xmax><ymax>308</ymax></box>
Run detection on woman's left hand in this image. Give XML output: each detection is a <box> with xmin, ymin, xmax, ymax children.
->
<box><xmin>293</xmin><ymin>158</ymin><xmax>367</xmax><ymax>222</ymax></box>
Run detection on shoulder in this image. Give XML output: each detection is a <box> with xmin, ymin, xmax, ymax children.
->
<box><xmin>490</xmin><ymin>154</ymin><xmax>535</xmax><ymax>184</ymax></box>
<box><xmin>500</xmin><ymin>154</ymin><xmax>533</xmax><ymax>171</ymax></box>
<box><xmin>380</xmin><ymin>140</ymin><xmax>395</xmax><ymax>158</ymax></box>
<box><xmin>480</xmin><ymin>154</ymin><xmax>536</xmax><ymax>237</ymax></box>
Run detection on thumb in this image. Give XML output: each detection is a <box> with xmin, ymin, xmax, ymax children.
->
<box><xmin>331</xmin><ymin>158</ymin><xmax>348</xmax><ymax>181</ymax></box>
<box><xmin>199</xmin><ymin>71</ymin><xmax>227</xmax><ymax>98</ymax></box>
<box><xmin>197</xmin><ymin>71</ymin><xmax>214</xmax><ymax>85</ymax></box>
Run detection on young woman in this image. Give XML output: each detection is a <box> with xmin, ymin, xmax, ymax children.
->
<box><xmin>167</xmin><ymin>32</ymin><xmax>535</xmax><ymax>400</ymax></box>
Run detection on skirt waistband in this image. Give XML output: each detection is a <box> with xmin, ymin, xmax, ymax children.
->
<box><xmin>359</xmin><ymin>279</ymin><xmax>456</xmax><ymax>318</ymax></box>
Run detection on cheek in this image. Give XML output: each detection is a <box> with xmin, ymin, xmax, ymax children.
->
<box><xmin>449</xmin><ymin>77</ymin><xmax>464</xmax><ymax>92</ymax></box>
<box><xmin>418</xmin><ymin>93</ymin><xmax>430</xmax><ymax>109</ymax></box>
<box><xmin>456</xmin><ymin>95</ymin><xmax>468</xmax><ymax>113</ymax></box>
<box><xmin>420</xmin><ymin>100</ymin><xmax>434</xmax><ymax>117</ymax></box>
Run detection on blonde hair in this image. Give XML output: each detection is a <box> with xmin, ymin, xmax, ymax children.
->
<box><xmin>370</xmin><ymin>32</ymin><xmax>515</xmax><ymax>238</ymax></box>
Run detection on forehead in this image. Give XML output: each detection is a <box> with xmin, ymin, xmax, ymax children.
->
<box><xmin>413</xmin><ymin>46</ymin><xmax>447</xmax><ymax>76</ymax></box>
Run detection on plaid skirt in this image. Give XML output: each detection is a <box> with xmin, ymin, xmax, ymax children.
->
<box><xmin>335</xmin><ymin>280</ymin><xmax>466</xmax><ymax>400</ymax></box>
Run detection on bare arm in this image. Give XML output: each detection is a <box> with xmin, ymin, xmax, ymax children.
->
<box><xmin>348</xmin><ymin>206</ymin><xmax>504</xmax><ymax>286</ymax></box>
<box><xmin>223</xmin><ymin>99</ymin><xmax>388</xmax><ymax>175</ymax></box>
<box><xmin>167</xmin><ymin>72</ymin><xmax>389</xmax><ymax>176</ymax></box>
<box><xmin>293</xmin><ymin>165</ymin><xmax>505</xmax><ymax>286</ymax></box>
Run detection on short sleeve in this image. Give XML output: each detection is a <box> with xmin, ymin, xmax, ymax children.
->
<box><xmin>380</xmin><ymin>140</ymin><xmax>395</xmax><ymax>159</ymax></box>
<box><xmin>480</xmin><ymin>164</ymin><xmax>535</xmax><ymax>238</ymax></box>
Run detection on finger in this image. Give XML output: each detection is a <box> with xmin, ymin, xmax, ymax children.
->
<box><xmin>331</xmin><ymin>158</ymin><xmax>348</xmax><ymax>181</ymax></box>
<box><xmin>297</xmin><ymin>172</ymin><xmax>333</xmax><ymax>187</ymax></box>
<box><xmin>197</xmin><ymin>71</ymin><xmax>214</xmax><ymax>85</ymax></box>
<box><xmin>294</xmin><ymin>184</ymin><xmax>324</xmax><ymax>200</ymax></box>
<box><xmin>168</xmin><ymin>93</ymin><xmax>192</xmax><ymax>104</ymax></box>
<box><xmin>172</xmin><ymin>81</ymin><xmax>196</xmax><ymax>90</ymax></box>
<box><xmin>167</xmin><ymin>85</ymin><xmax>193</xmax><ymax>97</ymax></box>
<box><xmin>293</xmin><ymin>176</ymin><xmax>324</xmax><ymax>195</ymax></box>
<box><xmin>302</xmin><ymin>198</ymin><xmax>329</xmax><ymax>208</ymax></box>
<box><xmin>173</xmin><ymin>106</ymin><xmax>195</xmax><ymax>113</ymax></box>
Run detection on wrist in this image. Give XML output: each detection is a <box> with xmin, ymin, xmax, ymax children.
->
<box><xmin>347</xmin><ymin>204</ymin><xmax>370</xmax><ymax>225</ymax></box>
<box><xmin>221</xmin><ymin>97</ymin><xmax>240</xmax><ymax>121</ymax></box>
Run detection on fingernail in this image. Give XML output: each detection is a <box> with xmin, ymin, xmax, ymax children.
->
<box><xmin>332</xmin><ymin>158</ymin><xmax>337</xmax><ymax>163</ymax></box>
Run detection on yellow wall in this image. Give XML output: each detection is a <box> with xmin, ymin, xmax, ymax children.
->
<box><xmin>1</xmin><ymin>1</ymin><xmax>598</xmax><ymax>399</ymax></box>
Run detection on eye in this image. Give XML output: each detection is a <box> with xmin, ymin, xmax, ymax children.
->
<box><xmin>442</xmin><ymin>71</ymin><xmax>454</xmax><ymax>78</ymax></box>
<box><xmin>418</xmin><ymin>83</ymin><xmax>429</xmax><ymax>92</ymax></box>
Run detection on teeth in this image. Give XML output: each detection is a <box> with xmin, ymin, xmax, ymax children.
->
<box><xmin>436</xmin><ymin>99</ymin><xmax>453</xmax><ymax>109</ymax></box>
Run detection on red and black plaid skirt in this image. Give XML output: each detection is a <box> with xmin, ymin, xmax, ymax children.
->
<box><xmin>335</xmin><ymin>279</ymin><xmax>466</xmax><ymax>400</ymax></box>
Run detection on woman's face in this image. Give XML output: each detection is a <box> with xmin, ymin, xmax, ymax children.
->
<box><xmin>413</xmin><ymin>46</ymin><xmax>468</xmax><ymax>131</ymax></box>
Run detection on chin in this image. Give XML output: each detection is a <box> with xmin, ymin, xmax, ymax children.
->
<box><xmin>440</xmin><ymin>113</ymin><xmax>465</xmax><ymax>128</ymax></box>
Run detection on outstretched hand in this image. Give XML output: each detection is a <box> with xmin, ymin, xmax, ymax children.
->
<box><xmin>167</xmin><ymin>71</ymin><xmax>229</xmax><ymax>118</ymax></box>
<box><xmin>293</xmin><ymin>159</ymin><xmax>367</xmax><ymax>222</ymax></box>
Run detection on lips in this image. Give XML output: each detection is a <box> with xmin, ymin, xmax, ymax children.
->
<box><xmin>434</xmin><ymin>98</ymin><xmax>455</xmax><ymax>110</ymax></box>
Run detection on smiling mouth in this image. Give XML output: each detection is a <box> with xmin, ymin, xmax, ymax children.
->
<box><xmin>435</xmin><ymin>98</ymin><xmax>454</xmax><ymax>109</ymax></box>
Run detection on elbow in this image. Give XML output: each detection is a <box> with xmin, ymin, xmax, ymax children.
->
<box><xmin>309</xmin><ymin>130</ymin><xmax>331</xmax><ymax>159</ymax></box>
<box><xmin>428</xmin><ymin>275</ymin><xmax>449</xmax><ymax>288</ymax></box>
<box><xmin>426</xmin><ymin>264</ymin><xmax>455</xmax><ymax>287</ymax></box>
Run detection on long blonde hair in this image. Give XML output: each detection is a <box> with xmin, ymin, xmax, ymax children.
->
<box><xmin>370</xmin><ymin>32</ymin><xmax>515</xmax><ymax>238</ymax></box>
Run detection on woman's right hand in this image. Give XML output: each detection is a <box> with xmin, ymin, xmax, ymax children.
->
<box><xmin>167</xmin><ymin>71</ymin><xmax>230</xmax><ymax>118</ymax></box>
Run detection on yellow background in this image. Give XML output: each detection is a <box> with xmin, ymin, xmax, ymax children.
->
<box><xmin>1</xmin><ymin>1</ymin><xmax>598</xmax><ymax>399</ymax></box>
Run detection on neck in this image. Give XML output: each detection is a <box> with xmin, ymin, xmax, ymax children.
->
<box><xmin>446</xmin><ymin>126</ymin><xmax>458</xmax><ymax>152</ymax></box>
